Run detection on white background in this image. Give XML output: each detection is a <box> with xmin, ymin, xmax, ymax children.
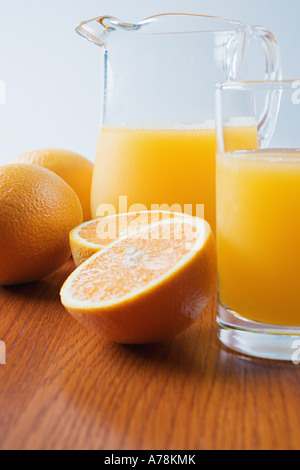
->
<box><xmin>1</xmin><ymin>0</ymin><xmax>300</xmax><ymax>164</ymax></box>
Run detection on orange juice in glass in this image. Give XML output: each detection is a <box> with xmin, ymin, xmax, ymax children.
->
<box><xmin>92</xmin><ymin>124</ymin><xmax>258</xmax><ymax>233</ymax></box>
<box><xmin>216</xmin><ymin>80</ymin><xmax>300</xmax><ymax>361</ymax></box>
<box><xmin>218</xmin><ymin>149</ymin><xmax>300</xmax><ymax>326</ymax></box>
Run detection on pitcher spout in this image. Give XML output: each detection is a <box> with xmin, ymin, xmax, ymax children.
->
<box><xmin>76</xmin><ymin>16</ymin><xmax>140</xmax><ymax>47</ymax></box>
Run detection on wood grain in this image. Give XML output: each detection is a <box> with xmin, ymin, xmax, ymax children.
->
<box><xmin>0</xmin><ymin>259</ymin><xmax>300</xmax><ymax>450</ymax></box>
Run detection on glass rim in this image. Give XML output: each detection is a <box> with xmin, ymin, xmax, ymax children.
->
<box><xmin>219</xmin><ymin>149</ymin><xmax>300</xmax><ymax>162</ymax></box>
<box><xmin>216</xmin><ymin>79</ymin><xmax>300</xmax><ymax>90</ymax></box>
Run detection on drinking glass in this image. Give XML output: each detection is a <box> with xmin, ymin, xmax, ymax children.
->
<box><xmin>216</xmin><ymin>80</ymin><xmax>300</xmax><ymax>361</ymax></box>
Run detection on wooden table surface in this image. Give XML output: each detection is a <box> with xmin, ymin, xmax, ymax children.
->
<box><xmin>0</xmin><ymin>259</ymin><xmax>300</xmax><ymax>451</ymax></box>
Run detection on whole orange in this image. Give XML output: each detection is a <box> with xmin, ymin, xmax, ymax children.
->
<box><xmin>11</xmin><ymin>149</ymin><xmax>93</xmax><ymax>221</ymax></box>
<box><xmin>0</xmin><ymin>164</ymin><xmax>83</xmax><ymax>285</ymax></box>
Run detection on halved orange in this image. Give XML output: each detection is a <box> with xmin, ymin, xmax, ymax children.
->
<box><xmin>70</xmin><ymin>211</ymin><xmax>178</xmax><ymax>266</ymax></box>
<box><xmin>61</xmin><ymin>213</ymin><xmax>217</xmax><ymax>344</ymax></box>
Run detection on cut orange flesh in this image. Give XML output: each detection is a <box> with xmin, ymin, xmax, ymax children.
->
<box><xmin>61</xmin><ymin>213</ymin><xmax>217</xmax><ymax>344</ymax></box>
<box><xmin>70</xmin><ymin>211</ymin><xmax>177</xmax><ymax>266</ymax></box>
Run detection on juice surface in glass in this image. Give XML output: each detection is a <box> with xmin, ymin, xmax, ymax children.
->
<box><xmin>217</xmin><ymin>149</ymin><xmax>300</xmax><ymax>327</ymax></box>
<box><xmin>91</xmin><ymin>125</ymin><xmax>258</xmax><ymax>233</ymax></box>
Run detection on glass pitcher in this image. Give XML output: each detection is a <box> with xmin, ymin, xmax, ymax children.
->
<box><xmin>76</xmin><ymin>13</ymin><xmax>282</xmax><ymax>232</ymax></box>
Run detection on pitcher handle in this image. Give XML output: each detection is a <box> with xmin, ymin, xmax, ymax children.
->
<box><xmin>251</xmin><ymin>26</ymin><xmax>282</xmax><ymax>81</ymax></box>
<box><xmin>250</xmin><ymin>26</ymin><xmax>282</xmax><ymax>145</ymax></box>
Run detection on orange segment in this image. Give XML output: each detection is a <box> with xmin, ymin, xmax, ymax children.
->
<box><xmin>61</xmin><ymin>214</ymin><xmax>217</xmax><ymax>344</ymax></box>
<box><xmin>70</xmin><ymin>211</ymin><xmax>178</xmax><ymax>266</ymax></box>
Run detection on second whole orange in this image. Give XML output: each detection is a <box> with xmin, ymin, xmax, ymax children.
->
<box><xmin>0</xmin><ymin>164</ymin><xmax>83</xmax><ymax>285</ymax></box>
<box><xmin>11</xmin><ymin>148</ymin><xmax>94</xmax><ymax>221</ymax></box>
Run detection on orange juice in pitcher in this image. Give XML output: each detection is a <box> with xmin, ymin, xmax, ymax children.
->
<box><xmin>92</xmin><ymin>124</ymin><xmax>258</xmax><ymax>233</ymax></box>
<box><xmin>76</xmin><ymin>13</ymin><xmax>281</xmax><ymax>230</ymax></box>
